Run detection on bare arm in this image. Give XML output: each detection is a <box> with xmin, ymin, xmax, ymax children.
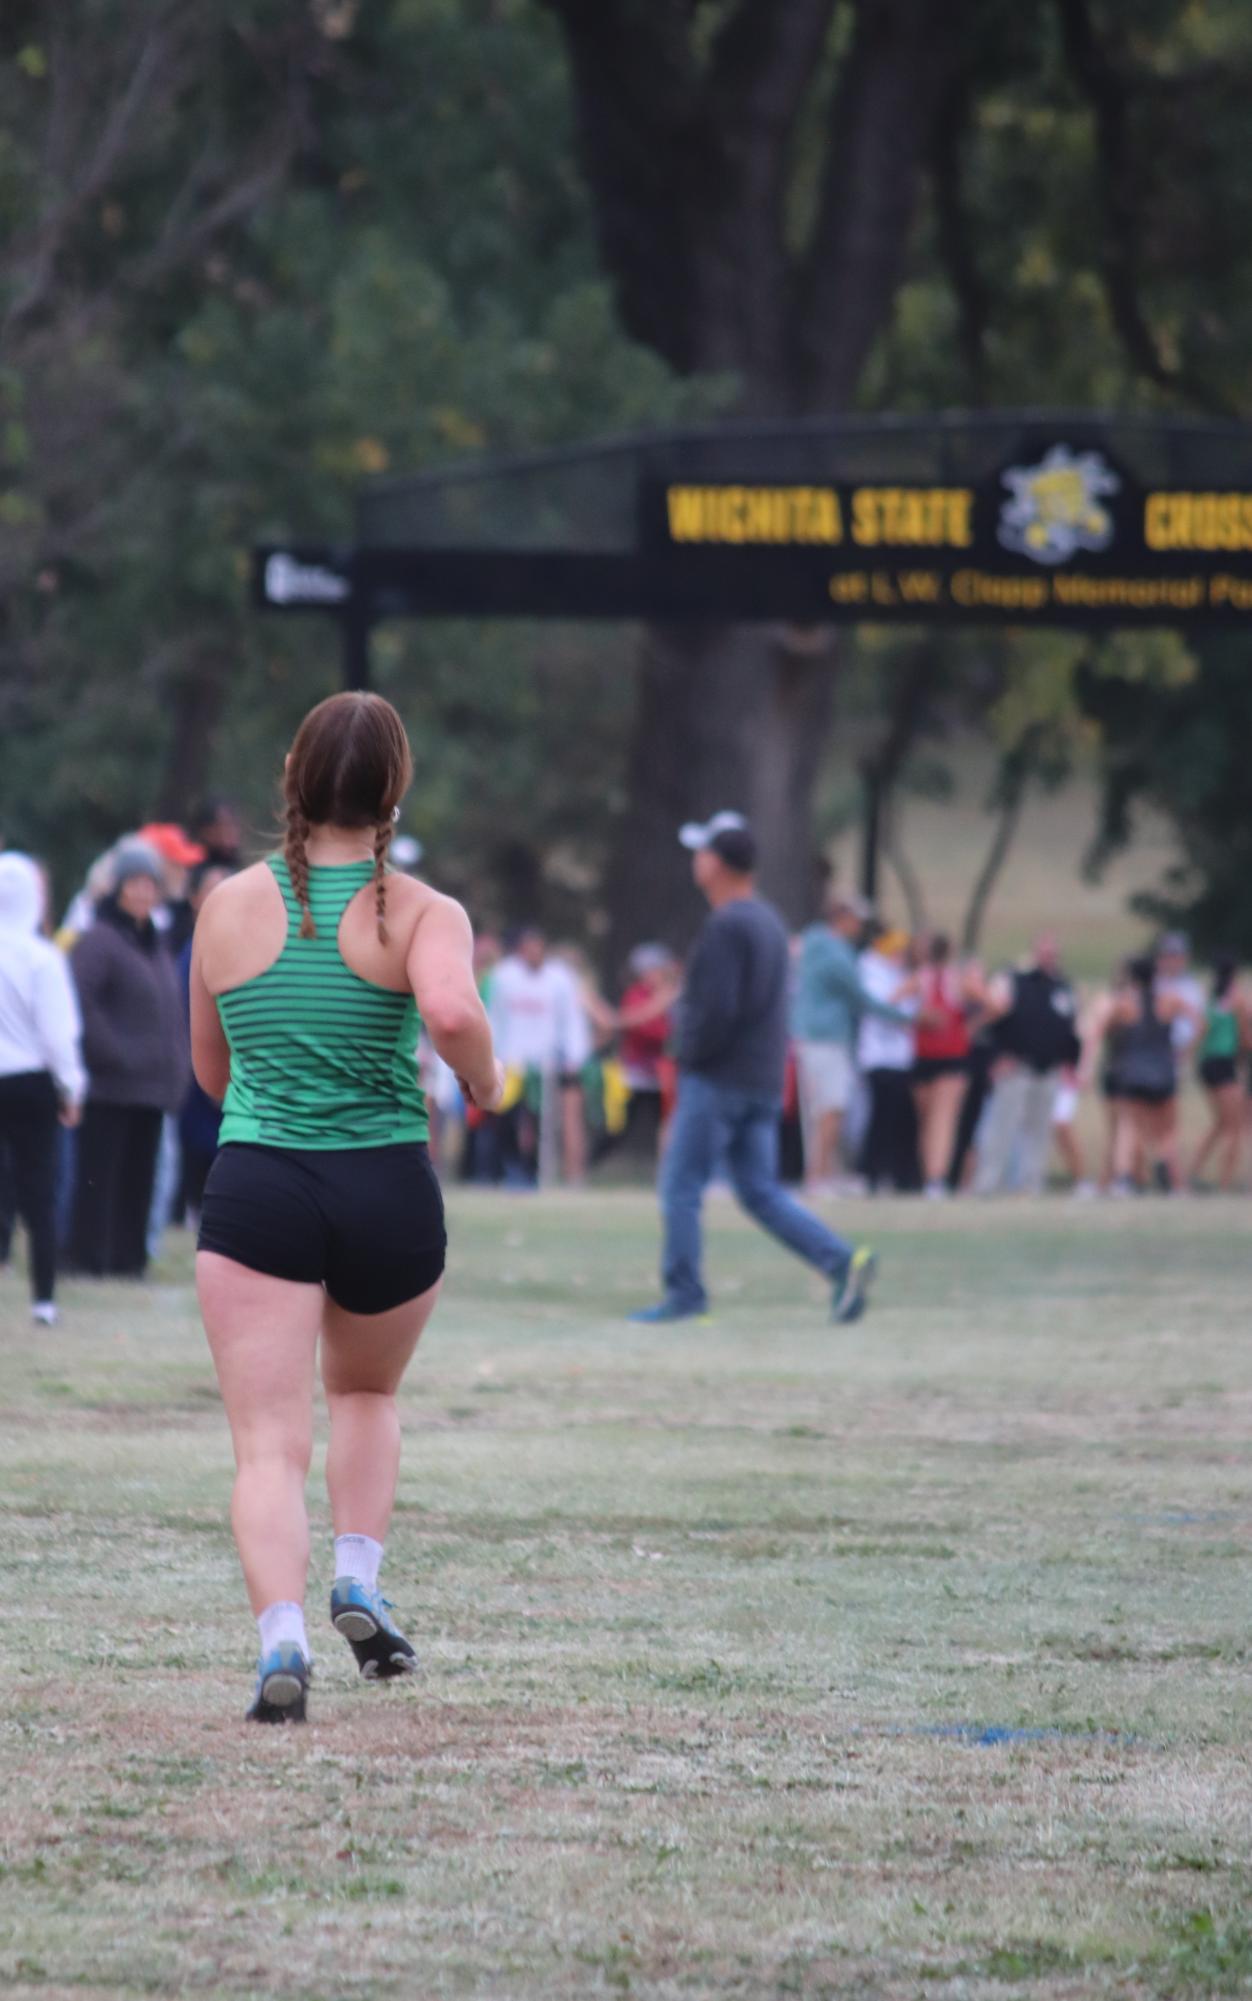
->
<box><xmin>190</xmin><ymin>930</ymin><xmax>231</xmax><ymax>1104</ymax></box>
<box><xmin>615</xmin><ymin>977</ymin><xmax>681</xmax><ymax>1032</ymax></box>
<box><xmin>407</xmin><ymin>896</ymin><xmax>503</xmax><ymax>1110</ymax></box>
<box><xmin>1076</xmin><ymin>991</ymin><xmax>1113</xmax><ymax>1088</ymax></box>
<box><xmin>1158</xmin><ymin>991</ymin><xmax>1204</xmax><ymax>1030</ymax></box>
<box><xmin>981</xmin><ymin>971</ymin><xmax>1014</xmax><ymax>1020</ymax></box>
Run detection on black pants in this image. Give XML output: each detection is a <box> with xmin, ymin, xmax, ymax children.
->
<box><xmin>860</xmin><ymin>1068</ymin><xmax>921</xmax><ymax>1192</ymax></box>
<box><xmin>948</xmin><ymin>1041</ymin><xmax>994</xmax><ymax>1189</ymax></box>
<box><xmin>71</xmin><ymin>1103</ymin><xmax>163</xmax><ymax>1277</ymax></box>
<box><xmin>0</xmin><ymin>1072</ymin><xmax>60</xmax><ymax>1302</ymax></box>
<box><xmin>0</xmin><ymin>1136</ymin><xmax>14</xmax><ymax>1260</ymax></box>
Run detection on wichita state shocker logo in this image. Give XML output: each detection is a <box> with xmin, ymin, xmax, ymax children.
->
<box><xmin>997</xmin><ymin>444</ymin><xmax>1119</xmax><ymax>565</ymax></box>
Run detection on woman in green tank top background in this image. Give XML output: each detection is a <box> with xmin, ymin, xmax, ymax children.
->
<box><xmin>190</xmin><ymin>693</ymin><xmax>504</xmax><ymax>1723</ymax></box>
<box><xmin>1190</xmin><ymin>953</ymin><xmax>1247</xmax><ymax>1191</ymax></box>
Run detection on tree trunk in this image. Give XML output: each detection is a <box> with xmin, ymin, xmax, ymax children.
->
<box><xmin>960</xmin><ymin>744</ymin><xmax>1037</xmax><ymax>955</ymax></box>
<box><xmin>744</xmin><ymin>633</ymin><xmax>841</xmax><ymax>924</ymax></box>
<box><xmin>154</xmin><ymin>645</ymin><xmax>235</xmax><ymax>823</ymax></box>
<box><xmin>602</xmin><ymin>623</ymin><xmax>838</xmax><ymax>972</ymax></box>
<box><xmin>547</xmin><ymin>0</ymin><xmax>961</xmax><ymax>973</ymax></box>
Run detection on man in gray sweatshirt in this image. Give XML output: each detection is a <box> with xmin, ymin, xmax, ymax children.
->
<box><xmin>631</xmin><ymin>814</ymin><xmax>877</xmax><ymax>1324</ymax></box>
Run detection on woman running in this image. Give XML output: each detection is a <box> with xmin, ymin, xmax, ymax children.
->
<box><xmin>191</xmin><ymin>693</ymin><xmax>502</xmax><ymax>1723</ymax></box>
<box><xmin>1190</xmin><ymin>955</ymin><xmax>1245</xmax><ymax>1190</ymax></box>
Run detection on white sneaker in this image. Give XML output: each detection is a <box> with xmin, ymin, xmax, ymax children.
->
<box><xmin>32</xmin><ymin>1301</ymin><xmax>59</xmax><ymax>1326</ymax></box>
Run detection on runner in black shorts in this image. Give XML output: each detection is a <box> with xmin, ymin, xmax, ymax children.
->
<box><xmin>191</xmin><ymin>692</ymin><xmax>503</xmax><ymax>1722</ymax></box>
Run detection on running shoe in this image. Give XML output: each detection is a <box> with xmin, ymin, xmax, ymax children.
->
<box><xmin>628</xmin><ymin>1301</ymin><xmax>712</xmax><ymax>1324</ymax></box>
<box><xmin>832</xmin><ymin>1246</ymin><xmax>878</xmax><ymax>1324</ymax></box>
<box><xmin>245</xmin><ymin>1640</ymin><xmax>310</xmax><ymax>1724</ymax></box>
<box><xmin>31</xmin><ymin>1302</ymin><xmax>59</xmax><ymax>1326</ymax></box>
<box><xmin>330</xmin><ymin>1578</ymin><xmax>418</xmax><ymax>1681</ymax></box>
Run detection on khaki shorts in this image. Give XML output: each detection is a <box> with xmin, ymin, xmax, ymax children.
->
<box><xmin>795</xmin><ymin>1041</ymin><xmax>855</xmax><ymax>1117</ymax></box>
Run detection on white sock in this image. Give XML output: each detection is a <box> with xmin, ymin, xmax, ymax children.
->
<box><xmin>257</xmin><ymin>1601</ymin><xmax>308</xmax><ymax>1657</ymax></box>
<box><xmin>334</xmin><ymin>1533</ymin><xmax>383</xmax><ymax>1593</ymax></box>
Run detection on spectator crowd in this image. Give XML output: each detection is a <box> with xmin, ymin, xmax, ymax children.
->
<box><xmin>1</xmin><ymin>803</ymin><xmax>1247</xmax><ymax>1326</ymax></box>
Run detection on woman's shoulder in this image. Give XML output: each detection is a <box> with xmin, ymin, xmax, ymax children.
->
<box><xmin>199</xmin><ymin>859</ymin><xmax>278</xmax><ymax>919</ymax></box>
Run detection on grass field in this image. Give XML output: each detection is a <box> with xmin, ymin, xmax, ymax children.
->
<box><xmin>1</xmin><ymin>1190</ymin><xmax>1250</xmax><ymax>2000</ymax></box>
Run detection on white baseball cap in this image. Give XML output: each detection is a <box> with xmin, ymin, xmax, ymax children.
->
<box><xmin>678</xmin><ymin>811</ymin><xmax>757</xmax><ymax>873</ymax></box>
<box><xmin>679</xmin><ymin>810</ymin><xmax>749</xmax><ymax>850</ymax></box>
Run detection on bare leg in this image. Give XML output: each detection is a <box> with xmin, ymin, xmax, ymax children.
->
<box><xmin>1053</xmin><ymin>1120</ymin><xmax>1084</xmax><ymax>1184</ymax></box>
<box><xmin>1136</xmin><ymin>1101</ymin><xmax>1179</xmax><ymax>1190</ymax></box>
<box><xmin>1190</xmin><ymin>1091</ymin><xmax>1223</xmax><ymax>1184</ymax></box>
<box><xmin>806</xmin><ymin>1108</ymin><xmax>841</xmax><ymax>1186</ymax></box>
<box><xmin>1112</xmin><ymin>1103</ymin><xmax>1140</xmax><ymax>1185</ymax></box>
<box><xmin>924</xmin><ymin>1075</ymin><xmax>966</xmax><ymax>1186</ymax></box>
<box><xmin>197</xmin><ymin>1252</ymin><xmax>323</xmax><ymax>1613</ymax></box>
<box><xmin>561</xmin><ymin>1084</ymin><xmax>587</xmax><ymax>1187</ymax></box>
<box><xmin>1155</xmin><ymin>1098</ymin><xmax>1182</xmax><ymax>1191</ymax></box>
<box><xmin>1100</xmin><ymin>1098</ymin><xmax>1119</xmax><ymax>1189</ymax></box>
<box><xmin>322</xmin><ymin>1281</ymin><xmax>442</xmax><ymax>1541</ymax></box>
<box><xmin>912</xmin><ymin>1081</ymin><xmax>934</xmax><ymax>1180</ymax></box>
<box><xmin>1216</xmin><ymin>1082</ymin><xmax>1245</xmax><ymax>1190</ymax></box>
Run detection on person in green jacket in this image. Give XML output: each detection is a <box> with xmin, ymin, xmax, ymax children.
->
<box><xmin>1190</xmin><ymin>954</ymin><xmax>1246</xmax><ymax>1190</ymax></box>
<box><xmin>791</xmin><ymin>890</ymin><xmax>911</xmax><ymax>1191</ymax></box>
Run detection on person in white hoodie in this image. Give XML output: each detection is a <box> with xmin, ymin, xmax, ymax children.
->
<box><xmin>0</xmin><ymin>854</ymin><xmax>85</xmax><ymax>1323</ymax></box>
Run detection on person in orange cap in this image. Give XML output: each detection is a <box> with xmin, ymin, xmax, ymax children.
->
<box><xmin>136</xmin><ymin>825</ymin><xmax>208</xmax><ymax>953</ymax></box>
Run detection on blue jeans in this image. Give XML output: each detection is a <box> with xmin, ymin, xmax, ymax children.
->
<box><xmin>659</xmin><ymin>1074</ymin><xmax>854</xmax><ymax>1312</ymax></box>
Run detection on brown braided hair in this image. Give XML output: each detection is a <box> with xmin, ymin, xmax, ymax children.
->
<box><xmin>281</xmin><ymin>692</ymin><xmax>413</xmax><ymax>944</ymax></box>
<box><xmin>285</xmin><ymin>800</ymin><xmax>316</xmax><ymax>940</ymax></box>
<box><xmin>372</xmin><ymin>817</ymin><xmax>393</xmax><ymax>945</ymax></box>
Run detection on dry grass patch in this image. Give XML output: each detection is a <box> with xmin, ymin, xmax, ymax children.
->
<box><xmin>1</xmin><ymin>1192</ymin><xmax>1250</xmax><ymax>1996</ymax></box>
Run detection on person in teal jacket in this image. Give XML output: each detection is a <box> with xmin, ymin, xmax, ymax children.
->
<box><xmin>792</xmin><ymin>891</ymin><xmax>911</xmax><ymax>1189</ymax></box>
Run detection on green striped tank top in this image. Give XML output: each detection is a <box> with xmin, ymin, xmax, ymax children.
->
<box><xmin>1201</xmin><ymin>1002</ymin><xmax>1240</xmax><ymax>1063</ymax></box>
<box><xmin>217</xmin><ymin>857</ymin><xmax>428</xmax><ymax>1150</ymax></box>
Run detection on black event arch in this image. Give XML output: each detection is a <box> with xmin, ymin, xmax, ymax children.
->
<box><xmin>254</xmin><ymin>409</ymin><xmax>1252</xmax><ymax>897</ymax></box>
<box><xmin>254</xmin><ymin>408</ymin><xmax>1252</xmax><ymax>689</ymax></box>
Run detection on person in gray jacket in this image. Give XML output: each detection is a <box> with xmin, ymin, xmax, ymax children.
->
<box><xmin>69</xmin><ymin>849</ymin><xmax>189</xmax><ymax>1276</ymax></box>
<box><xmin>631</xmin><ymin>814</ymin><xmax>877</xmax><ymax>1325</ymax></box>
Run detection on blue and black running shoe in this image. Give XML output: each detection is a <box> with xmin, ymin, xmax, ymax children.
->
<box><xmin>245</xmin><ymin>1640</ymin><xmax>310</xmax><ymax>1725</ymax></box>
<box><xmin>832</xmin><ymin>1245</ymin><xmax>878</xmax><ymax>1325</ymax></box>
<box><xmin>330</xmin><ymin>1578</ymin><xmax>418</xmax><ymax>1681</ymax></box>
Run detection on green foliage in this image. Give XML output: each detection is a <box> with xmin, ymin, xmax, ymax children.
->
<box><xmin>0</xmin><ymin>1</ymin><xmax>712</xmax><ymax>913</ymax></box>
<box><xmin>1078</xmin><ymin>635</ymin><xmax>1252</xmax><ymax>956</ymax></box>
<box><xmin>2</xmin><ymin>0</ymin><xmax>1251</xmax><ymax>934</ymax></box>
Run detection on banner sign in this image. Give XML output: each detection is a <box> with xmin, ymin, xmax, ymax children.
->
<box><xmin>255</xmin><ymin>546</ymin><xmax>352</xmax><ymax>609</ymax></box>
<box><xmin>254</xmin><ymin>429</ymin><xmax>1252</xmax><ymax>629</ymax></box>
<box><xmin>641</xmin><ymin>436</ymin><xmax>1252</xmax><ymax>624</ymax></box>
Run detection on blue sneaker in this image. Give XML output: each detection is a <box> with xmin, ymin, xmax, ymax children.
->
<box><xmin>330</xmin><ymin>1578</ymin><xmax>418</xmax><ymax>1681</ymax></box>
<box><xmin>628</xmin><ymin>1301</ymin><xmax>712</xmax><ymax>1324</ymax></box>
<box><xmin>245</xmin><ymin>1641</ymin><xmax>310</xmax><ymax>1725</ymax></box>
<box><xmin>832</xmin><ymin>1246</ymin><xmax>878</xmax><ymax>1324</ymax></box>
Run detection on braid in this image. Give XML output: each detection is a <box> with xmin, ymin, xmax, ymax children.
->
<box><xmin>372</xmin><ymin>819</ymin><xmax>393</xmax><ymax>945</ymax></box>
<box><xmin>285</xmin><ymin>802</ymin><xmax>316</xmax><ymax>940</ymax></box>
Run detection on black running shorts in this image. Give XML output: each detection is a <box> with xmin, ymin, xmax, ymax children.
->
<box><xmin>198</xmin><ymin>1142</ymin><xmax>446</xmax><ymax>1315</ymax></box>
<box><xmin>1200</xmin><ymin>1054</ymin><xmax>1238</xmax><ymax>1090</ymax></box>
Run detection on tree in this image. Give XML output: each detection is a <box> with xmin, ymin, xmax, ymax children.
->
<box><xmin>544</xmin><ymin>0</ymin><xmax>1252</xmax><ymax>958</ymax></box>
<box><xmin>543</xmin><ymin>0</ymin><xmax>963</xmax><ymax>954</ymax></box>
<box><xmin>1076</xmin><ymin>636</ymin><xmax>1252</xmax><ymax>958</ymax></box>
<box><xmin>0</xmin><ymin>0</ymin><xmax>704</xmax><ymax>909</ymax></box>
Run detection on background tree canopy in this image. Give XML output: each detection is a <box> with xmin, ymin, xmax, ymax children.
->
<box><xmin>1</xmin><ymin>0</ymin><xmax>1250</xmax><ymax>954</ymax></box>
